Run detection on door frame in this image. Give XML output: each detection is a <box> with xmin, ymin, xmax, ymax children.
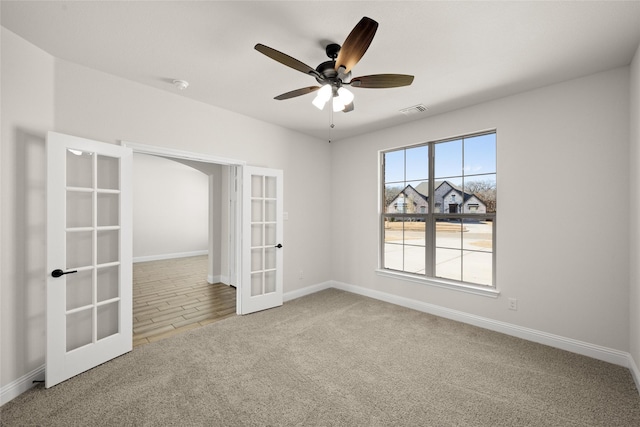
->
<box><xmin>121</xmin><ymin>141</ymin><xmax>245</xmax><ymax>313</ymax></box>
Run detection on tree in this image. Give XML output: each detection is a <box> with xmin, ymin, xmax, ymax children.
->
<box><xmin>384</xmin><ymin>185</ymin><xmax>403</xmax><ymax>208</ymax></box>
<box><xmin>465</xmin><ymin>180</ymin><xmax>496</xmax><ymax>213</ymax></box>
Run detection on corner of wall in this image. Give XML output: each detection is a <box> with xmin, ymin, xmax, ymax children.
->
<box><xmin>629</xmin><ymin>41</ymin><xmax>640</xmax><ymax>372</ymax></box>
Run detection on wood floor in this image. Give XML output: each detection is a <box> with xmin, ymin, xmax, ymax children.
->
<box><xmin>132</xmin><ymin>255</ymin><xmax>236</xmax><ymax>347</ymax></box>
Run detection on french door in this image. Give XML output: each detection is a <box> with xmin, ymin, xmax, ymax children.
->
<box><xmin>239</xmin><ymin>166</ymin><xmax>284</xmax><ymax>314</ymax></box>
<box><xmin>46</xmin><ymin>132</ymin><xmax>132</xmax><ymax>388</ymax></box>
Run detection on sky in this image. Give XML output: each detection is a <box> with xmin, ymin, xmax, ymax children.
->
<box><xmin>384</xmin><ymin>132</ymin><xmax>496</xmax><ymax>188</ymax></box>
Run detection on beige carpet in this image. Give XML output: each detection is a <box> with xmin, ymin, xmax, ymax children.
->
<box><xmin>2</xmin><ymin>289</ymin><xmax>640</xmax><ymax>426</ymax></box>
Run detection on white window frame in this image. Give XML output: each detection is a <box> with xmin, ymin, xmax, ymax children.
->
<box><xmin>377</xmin><ymin>130</ymin><xmax>499</xmax><ymax>298</ymax></box>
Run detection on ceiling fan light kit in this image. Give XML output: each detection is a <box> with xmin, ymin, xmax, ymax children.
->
<box><xmin>312</xmin><ymin>84</ymin><xmax>333</xmax><ymax>109</ymax></box>
<box><xmin>255</xmin><ymin>16</ymin><xmax>414</xmax><ymax>114</ymax></box>
<box><xmin>312</xmin><ymin>85</ymin><xmax>354</xmax><ymax>112</ymax></box>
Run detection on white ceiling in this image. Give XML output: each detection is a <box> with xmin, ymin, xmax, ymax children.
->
<box><xmin>3</xmin><ymin>1</ymin><xmax>640</xmax><ymax>142</ymax></box>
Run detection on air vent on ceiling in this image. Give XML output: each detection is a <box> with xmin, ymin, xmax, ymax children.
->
<box><xmin>400</xmin><ymin>104</ymin><xmax>429</xmax><ymax>115</ymax></box>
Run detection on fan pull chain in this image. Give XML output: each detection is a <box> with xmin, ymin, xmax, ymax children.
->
<box><xmin>329</xmin><ymin>109</ymin><xmax>334</xmax><ymax>143</ymax></box>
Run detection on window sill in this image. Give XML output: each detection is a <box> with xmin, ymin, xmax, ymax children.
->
<box><xmin>375</xmin><ymin>269</ymin><xmax>500</xmax><ymax>298</ymax></box>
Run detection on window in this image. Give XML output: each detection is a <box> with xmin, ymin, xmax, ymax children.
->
<box><xmin>381</xmin><ymin>131</ymin><xmax>496</xmax><ymax>288</ymax></box>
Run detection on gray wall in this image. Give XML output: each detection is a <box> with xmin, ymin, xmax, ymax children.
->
<box><xmin>1</xmin><ymin>28</ymin><xmax>54</xmax><ymax>398</ymax></box>
<box><xmin>132</xmin><ymin>153</ymin><xmax>209</xmax><ymax>261</ymax></box>
<box><xmin>1</xmin><ymin>28</ymin><xmax>332</xmax><ymax>392</ymax></box>
<box><xmin>331</xmin><ymin>67</ymin><xmax>631</xmax><ymax>351</ymax></box>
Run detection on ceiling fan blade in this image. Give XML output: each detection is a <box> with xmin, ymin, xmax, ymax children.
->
<box><xmin>335</xmin><ymin>17</ymin><xmax>378</xmax><ymax>74</ymax></box>
<box><xmin>349</xmin><ymin>74</ymin><xmax>415</xmax><ymax>88</ymax></box>
<box><xmin>255</xmin><ymin>43</ymin><xmax>318</xmax><ymax>76</ymax></box>
<box><xmin>274</xmin><ymin>86</ymin><xmax>321</xmax><ymax>100</ymax></box>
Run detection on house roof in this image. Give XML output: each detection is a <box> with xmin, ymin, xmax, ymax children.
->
<box><xmin>414</xmin><ymin>180</ymin><xmax>460</xmax><ymax>197</ymax></box>
<box><xmin>390</xmin><ymin>184</ymin><xmax>428</xmax><ymax>204</ymax></box>
<box><xmin>414</xmin><ymin>180</ymin><xmax>485</xmax><ymax>205</ymax></box>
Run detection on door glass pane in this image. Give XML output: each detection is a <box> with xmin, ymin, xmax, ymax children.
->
<box><xmin>251</xmin><ymin>200</ymin><xmax>263</xmax><ymax>222</ymax></box>
<box><xmin>264</xmin><ymin>224</ymin><xmax>276</xmax><ymax>246</ymax></box>
<box><xmin>67</xmin><ymin>308</ymin><xmax>93</xmax><ymax>352</ymax></box>
<box><xmin>97</xmin><ymin>155</ymin><xmax>119</xmax><ymax>190</ymax></box>
<box><xmin>97</xmin><ymin>193</ymin><xmax>119</xmax><ymax>226</ymax></box>
<box><xmin>265</xmin><ymin>270</ymin><xmax>276</xmax><ymax>293</ymax></box>
<box><xmin>97</xmin><ymin>265</ymin><xmax>119</xmax><ymax>302</ymax></box>
<box><xmin>265</xmin><ymin>247</ymin><xmax>276</xmax><ymax>269</ymax></box>
<box><xmin>67</xmin><ymin>230</ymin><xmax>93</xmax><ymax>268</ymax></box>
<box><xmin>436</xmin><ymin>248</ymin><xmax>462</xmax><ymax>281</ymax></box>
<box><xmin>251</xmin><ymin>248</ymin><xmax>263</xmax><ymax>272</ymax></box>
<box><xmin>67</xmin><ymin>191</ymin><xmax>93</xmax><ymax>228</ymax></box>
<box><xmin>251</xmin><ymin>272</ymin><xmax>263</xmax><ymax>296</ymax></box>
<box><xmin>251</xmin><ymin>175</ymin><xmax>263</xmax><ymax>197</ymax></box>
<box><xmin>97</xmin><ymin>230</ymin><xmax>119</xmax><ymax>264</ymax></box>
<box><xmin>66</xmin><ymin>150</ymin><xmax>93</xmax><ymax>188</ymax></box>
<box><xmin>265</xmin><ymin>200</ymin><xmax>276</xmax><ymax>222</ymax></box>
<box><xmin>97</xmin><ymin>302</ymin><xmax>119</xmax><ymax>340</ymax></box>
<box><xmin>265</xmin><ymin>176</ymin><xmax>276</xmax><ymax>198</ymax></box>
<box><xmin>66</xmin><ymin>269</ymin><xmax>93</xmax><ymax>311</ymax></box>
<box><xmin>251</xmin><ymin>224</ymin><xmax>263</xmax><ymax>247</ymax></box>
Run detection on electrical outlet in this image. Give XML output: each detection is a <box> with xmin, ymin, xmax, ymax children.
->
<box><xmin>508</xmin><ymin>298</ymin><xmax>518</xmax><ymax>311</ymax></box>
<box><xmin>298</xmin><ymin>270</ymin><xmax>304</xmax><ymax>280</ymax></box>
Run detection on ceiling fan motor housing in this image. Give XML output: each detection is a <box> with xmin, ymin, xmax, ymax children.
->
<box><xmin>314</xmin><ymin>43</ymin><xmax>351</xmax><ymax>86</ymax></box>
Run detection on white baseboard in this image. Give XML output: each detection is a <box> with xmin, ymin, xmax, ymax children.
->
<box><xmin>133</xmin><ymin>250</ymin><xmax>208</xmax><ymax>264</ymax></box>
<box><xmin>284</xmin><ymin>281</ymin><xmax>332</xmax><ymax>302</ymax></box>
<box><xmin>207</xmin><ymin>274</ymin><xmax>225</xmax><ymax>284</ymax></box>
<box><xmin>629</xmin><ymin>354</ymin><xmax>640</xmax><ymax>392</ymax></box>
<box><xmin>330</xmin><ymin>280</ymin><xmax>632</xmax><ymax>368</ymax></box>
<box><xmin>1</xmin><ymin>365</ymin><xmax>45</xmax><ymax>406</ymax></box>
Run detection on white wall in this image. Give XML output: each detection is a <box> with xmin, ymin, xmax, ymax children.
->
<box><xmin>1</xmin><ymin>28</ymin><xmax>332</xmax><ymax>394</ymax></box>
<box><xmin>331</xmin><ymin>67</ymin><xmax>631</xmax><ymax>351</ymax></box>
<box><xmin>132</xmin><ymin>153</ymin><xmax>209</xmax><ymax>261</ymax></box>
<box><xmin>1</xmin><ymin>28</ymin><xmax>54</xmax><ymax>398</ymax></box>
<box><xmin>630</xmin><ymin>44</ymin><xmax>640</xmax><ymax>371</ymax></box>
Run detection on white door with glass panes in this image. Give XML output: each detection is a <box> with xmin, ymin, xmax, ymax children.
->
<box><xmin>46</xmin><ymin>132</ymin><xmax>132</xmax><ymax>388</ymax></box>
<box><xmin>240</xmin><ymin>166</ymin><xmax>283</xmax><ymax>315</ymax></box>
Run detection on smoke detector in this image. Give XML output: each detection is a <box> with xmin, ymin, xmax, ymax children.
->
<box><xmin>172</xmin><ymin>79</ymin><xmax>189</xmax><ymax>90</ymax></box>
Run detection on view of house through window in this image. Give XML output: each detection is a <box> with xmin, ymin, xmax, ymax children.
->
<box><xmin>382</xmin><ymin>131</ymin><xmax>496</xmax><ymax>287</ymax></box>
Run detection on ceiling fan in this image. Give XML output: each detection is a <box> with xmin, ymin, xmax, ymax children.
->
<box><xmin>255</xmin><ymin>17</ymin><xmax>414</xmax><ymax>113</ymax></box>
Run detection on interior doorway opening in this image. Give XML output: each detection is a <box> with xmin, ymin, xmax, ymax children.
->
<box><xmin>132</xmin><ymin>255</ymin><xmax>236</xmax><ymax>346</ymax></box>
<box><xmin>123</xmin><ymin>141</ymin><xmax>245</xmax><ymax>346</ymax></box>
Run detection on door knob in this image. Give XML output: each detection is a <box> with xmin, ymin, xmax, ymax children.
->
<box><xmin>51</xmin><ymin>269</ymin><xmax>78</xmax><ymax>278</ymax></box>
<box><xmin>275</xmin><ymin>244</ymin><xmax>283</xmax><ymax>248</ymax></box>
